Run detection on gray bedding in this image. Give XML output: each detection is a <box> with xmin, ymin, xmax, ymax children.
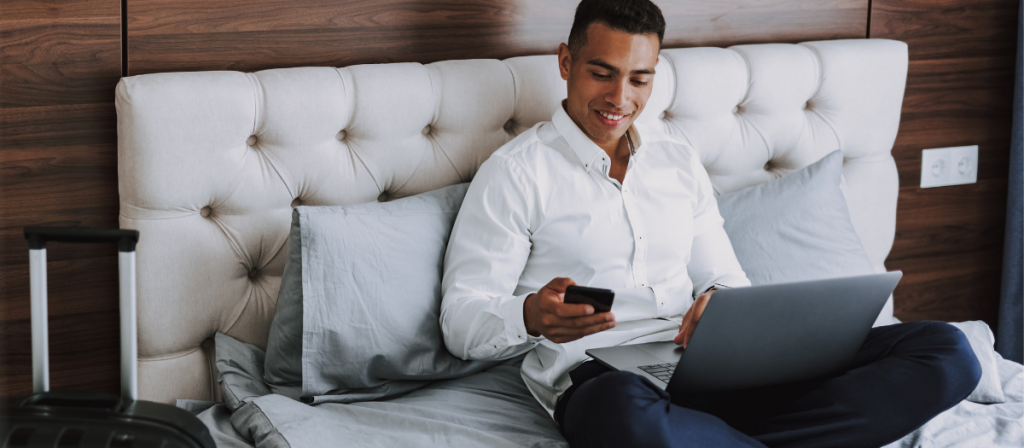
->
<box><xmin>233</xmin><ymin>359</ymin><xmax>565</xmax><ymax>448</ymax></box>
<box><xmin>264</xmin><ymin>185</ymin><xmax>498</xmax><ymax>405</ymax></box>
<box><xmin>192</xmin><ymin>323</ymin><xmax>1022</xmax><ymax>448</ymax></box>
<box><xmin>201</xmin><ymin>332</ymin><xmax>565</xmax><ymax>447</ymax></box>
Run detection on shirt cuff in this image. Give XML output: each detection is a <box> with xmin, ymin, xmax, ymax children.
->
<box><xmin>694</xmin><ymin>274</ymin><xmax>751</xmax><ymax>299</ymax></box>
<box><xmin>500</xmin><ymin>291</ymin><xmax>536</xmax><ymax>346</ymax></box>
<box><xmin>700</xmin><ymin>283</ymin><xmax>730</xmax><ymax>295</ymax></box>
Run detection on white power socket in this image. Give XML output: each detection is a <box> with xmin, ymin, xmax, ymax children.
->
<box><xmin>920</xmin><ymin>145</ymin><xmax>978</xmax><ymax>188</ymax></box>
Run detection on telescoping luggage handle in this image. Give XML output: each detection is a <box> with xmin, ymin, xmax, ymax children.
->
<box><xmin>24</xmin><ymin>226</ymin><xmax>140</xmax><ymax>401</ymax></box>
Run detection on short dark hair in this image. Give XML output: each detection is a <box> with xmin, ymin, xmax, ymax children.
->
<box><xmin>567</xmin><ymin>0</ymin><xmax>666</xmax><ymax>59</ymax></box>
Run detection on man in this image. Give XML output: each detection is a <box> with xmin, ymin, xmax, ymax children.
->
<box><xmin>440</xmin><ymin>0</ymin><xmax>981</xmax><ymax>446</ymax></box>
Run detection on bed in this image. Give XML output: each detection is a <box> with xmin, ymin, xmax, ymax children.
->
<box><xmin>115</xmin><ymin>39</ymin><xmax>1022</xmax><ymax>447</ymax></box>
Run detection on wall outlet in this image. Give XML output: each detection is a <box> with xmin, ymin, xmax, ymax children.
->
<box><xmin>949</xmin><ymin>145</ymin><xmax>978</xmax><ymax>185</ymax></box>
<box><xmin>920</xmin><ymin>145</ymin><xmax>978</xmax><ymax>188</ymax></box>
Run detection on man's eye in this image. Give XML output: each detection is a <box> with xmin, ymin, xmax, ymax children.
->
<box><xmin>632</xmin><ymin>80</ymin><xmax>649</xmax><ymax>87</ymax></box>
<box><xmin>592</xmin><ymin>72</ymin><xmax>611</xmax><ymax>79</ymax></box>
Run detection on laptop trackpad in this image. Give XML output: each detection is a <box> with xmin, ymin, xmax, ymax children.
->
<box><xmin>635</xmin><ymin>342</ymin><xmax>685</xmax><ymax>363</ymax></box>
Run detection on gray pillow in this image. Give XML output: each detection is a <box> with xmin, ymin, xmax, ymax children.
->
<box><xmin>263</xmin><ymin>183</ymin><xmax>495</xmax><ymax>404</ymax></box>
<box><xmin>717</xmin><ymin>150</ymin><xmax>877</xmax><ymax>286</ymax></box>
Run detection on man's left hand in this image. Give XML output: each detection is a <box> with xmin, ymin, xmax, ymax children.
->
<box><xmin>674</xmin><ymin>288</ymin><xmax>718</xmax><ymax>348</ymax></box>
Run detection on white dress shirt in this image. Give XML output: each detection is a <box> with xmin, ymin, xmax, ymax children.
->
<box><xmin>440</xmin><ymin>104</ymin><xmax>751</xmax><ymax>418</ymax></box>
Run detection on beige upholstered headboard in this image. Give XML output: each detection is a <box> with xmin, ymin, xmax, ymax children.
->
<box><xmin>115</xmin><ymin>39</ymin><xmax>908</xmax><ymax>404</ymax></box>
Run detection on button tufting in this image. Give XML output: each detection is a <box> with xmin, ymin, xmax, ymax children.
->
<box><xmin>377</xmin><ymin>191</ymin><xmax>389</xmax><ymax>202</ymax></box>
<box><xmin>336</xmin><ymin>130</ymin><xmax>346</xmax><ymax>141</ymax></box>
<box><xmin>733</xmin><ymin>105</ymin><xmax>741</xmax><ymax>114</ymax></box>
<box><xmin>422</xmin><ymin>125</ymin><xmax>432</xmax><ymax>135</ymax></box>
<box><xmin>503</xmin><ymin>119</ymin><xmax>515</xmax><ymax>133</ymax></box>
<box><xmin>803</xmin><ymin>101</ymin><xmax>811</xmax><ymax>110</ymax></box>
<box><xmin>291</xmin><ymin>198</ymin><xmax>302</xmax><ymax>208</ymax></box>
<box><xmin>200</xmin><ymin>206</ymin><xmax>212</xmax><ymax>218</ymax></box>
<box><xmin>248</xmin><ymin>268</ymin><xmax>259</xmax><ymax>280</ymax></box>
<box><xmin>246</xmin><ymin>135</ymin><xmax>258</xmax><ymax>146</ymax></box>
<box><xmin>764</xmin><ymin>161</ymin><xmax>773</xmax><ymax>171</ymax></box>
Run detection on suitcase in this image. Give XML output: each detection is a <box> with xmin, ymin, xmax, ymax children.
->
<box><xmin>1</xmin><ymin>227</ymin><xmax>216</xmax><ymax>448</ymax></box>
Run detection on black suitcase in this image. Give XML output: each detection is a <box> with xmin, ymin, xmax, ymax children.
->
<box><xmin>0</xmin><ymin>227</ymin><xmax>216</xmax><ymax>448</ymax></box>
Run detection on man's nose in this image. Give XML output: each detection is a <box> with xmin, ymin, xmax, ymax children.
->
<box><xmin>604</xmin><ymin>80</ymin><xmax>628</xmax><ymax>108</ymax></box>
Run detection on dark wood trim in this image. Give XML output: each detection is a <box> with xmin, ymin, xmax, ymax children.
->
<box><xmin>121</xmin><ymin>0</ymin><xmax>127</xmax><ymax>77</ymax></box>
<box><xmin>866</xmin><ymin>0</ymin><xmax>872</xmax><ymax>38</ymax></box>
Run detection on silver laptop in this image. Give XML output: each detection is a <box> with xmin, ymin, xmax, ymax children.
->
<box><xmin>585</xmin><ymin>272</ymin><xmax>902</xmax><ymax>395</ymax></box>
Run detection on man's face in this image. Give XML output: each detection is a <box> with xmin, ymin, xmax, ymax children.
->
<box><xmin>559</xmin><ymin>22</ymin><xmax>659</xmax><ymax>147</ymax></box>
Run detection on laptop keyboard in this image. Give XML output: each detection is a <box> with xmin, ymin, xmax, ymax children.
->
<box><xmin>638</xmin><ymin>363</ymin><xmax>676</xmax><ymax>383</ymax></box>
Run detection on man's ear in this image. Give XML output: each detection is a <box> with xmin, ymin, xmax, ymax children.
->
<box><xmin>557</xmin><ymin>43</ymin><xmax>572</xmax><ymax>81</ymax></box>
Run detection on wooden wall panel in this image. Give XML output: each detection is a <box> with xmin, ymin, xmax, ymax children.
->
<box><xmin>871</xmin><ymin>0</ymin><xmax>1018</xmax><ymax>325</ymax></box>
<box><xmin>126</xmin><ymin>0</ymin><xmax>868</xmax><ymax>75</ymax></box>
<box><xmin>0</xmin><ymin>1</ymin><xmax>122</xmax><ymax>396</ymax></box>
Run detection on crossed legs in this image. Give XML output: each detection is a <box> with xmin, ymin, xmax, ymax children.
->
<box><xmin>558</xmin><ymin>321</ymin><xmax>982</xmax><ymax>448</ymax></box>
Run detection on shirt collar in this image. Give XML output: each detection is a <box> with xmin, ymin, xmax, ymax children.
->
<box><xmin>551</xmin><ymin>101</ymin><xmax>644</xmax><ymax>174</ymax></box>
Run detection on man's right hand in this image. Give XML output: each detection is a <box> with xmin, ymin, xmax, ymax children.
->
<box><xmin>524</xmin><ymin>277</ymin><xmax>617</xmax><ymax>343</ymax></box>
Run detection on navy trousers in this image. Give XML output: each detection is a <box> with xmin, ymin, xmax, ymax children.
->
<box><xmin>556</xmin><ymin>321</ymin><xmax>982</xmax><ymax>448</ymax></box>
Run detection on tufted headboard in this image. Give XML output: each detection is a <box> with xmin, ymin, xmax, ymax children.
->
<box><xmin>115</xmin><ymin>39</ymin><xmax>908</xmax><ymax>404</ymax></box>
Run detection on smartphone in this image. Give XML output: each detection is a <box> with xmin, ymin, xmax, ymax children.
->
<box><xmin>563</xmin><ymin>285</ymin><xmax>615</xmax><ymax>313</ymax></box>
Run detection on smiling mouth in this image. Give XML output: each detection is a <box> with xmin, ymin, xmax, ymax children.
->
<box><xmin>596</xmin><ymin>110</ymin><xmax>630</xmax><ymax>126</ymax></box>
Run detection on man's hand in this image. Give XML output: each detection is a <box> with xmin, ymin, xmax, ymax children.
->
<box><xmin>524</xmin><ymin>277</ymin><xmax>617</xmax><ymax>343</ymax></box>
<box><xmin>674</xmin><ymin>288</ymin><xmax>718</xmax><ymax>348</ymax></box>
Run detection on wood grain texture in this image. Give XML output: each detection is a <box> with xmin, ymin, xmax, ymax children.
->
<box><xmin>889</xmin><ymin>180</ymin><xmax>1009</xmax><ymax>260</ymax></box>
<box><xmin>0</xmin><ymin>308</ymin><xmax>121</xmax><ymax>396</ymax></box>
<box><xmin>0</xmin><ymin>0</ymin><xmax>121</xmax><ymax>397</ymax></box>
<box><xmin>126</xmin><ymin>0</ymin><xmax>868</xmax><ymax>75</ymax></box>
<box><xmin>870</xmin><ymin>0</ymin><xmax>1019</xmax><ymax>61</ymax></box>
<box><xmin>888</xmin><ymin>248</ymin><xmax>1005</xmax><ymax>323</ymax></box>
<box><xmin>871</xmin><ymin>0</ymin><xmax>1017</xmax><ymax>326</ymax></box>
<box><xmin>0</xmin><ymin>0</ymin><xmax>118</xmax><ymax>21</ymax></box>
<box><xmin>0</xmin><ymin>19</ymin><xmax>121</xmax><ymax>108</ymax></box>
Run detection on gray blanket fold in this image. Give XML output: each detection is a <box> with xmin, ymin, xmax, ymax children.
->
<box><xmin>214</xmin><ymin>331</ymin><xmax>568</xmax><ymax>447</ymax></box>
